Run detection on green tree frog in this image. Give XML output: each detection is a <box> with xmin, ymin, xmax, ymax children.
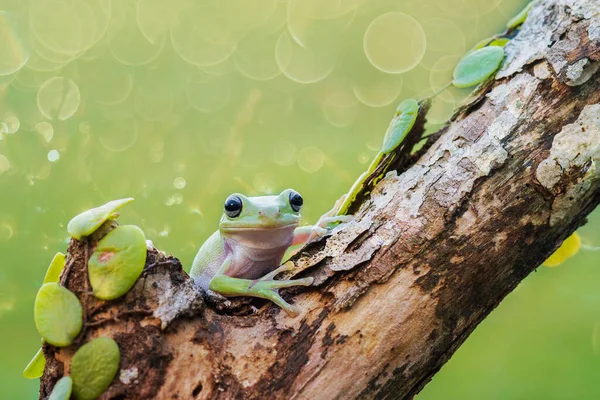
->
<box><xmin>190</xmin><ymin>189</ymin><xmax>351</xmax><ymax>317</ymax></box>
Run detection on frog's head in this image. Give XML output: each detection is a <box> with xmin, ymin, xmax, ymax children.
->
<box><xmin>219</xmin><ymin>188</ymin><xmax>302</xmax><ymax>237</ymax></box>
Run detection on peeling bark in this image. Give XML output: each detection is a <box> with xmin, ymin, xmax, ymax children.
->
<box><xmin>40</xmin><ymin>1</ymin><xmax>600</xmax><ymax>399</ymax></box>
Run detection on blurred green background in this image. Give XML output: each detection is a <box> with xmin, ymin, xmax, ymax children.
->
<box><xmin>1</xmin><ymin>0</ymin><xmax>599</xmax><ymax>398</ymax></box>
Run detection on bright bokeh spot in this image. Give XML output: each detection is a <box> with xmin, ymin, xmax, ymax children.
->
<box><xmin>363</xmin><ymin>13</ymin><xmax>426</xmax><ymax>74</ymax></box>
<box><xmin>37</xmin><ymin>77</ymin><xmax>81</xmax><ymax>120</ymax></box>
<box><xmin>0</xmin><ymin>11</ymin><xmax>29</xmax><ymax>76</ymax></box>
<box><xmin>47</xmin><ymin>149</ymin><xmax>60</xmax><ymax>163</ymax></box>
<box><xmin>173</xmin><ymin>177</ymin><xmax>187</xmax><ymax>190</ymax></box>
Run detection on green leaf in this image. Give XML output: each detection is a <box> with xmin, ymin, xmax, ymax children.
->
<box><xmin>489</xmin><ymin>38</ymin><xmax>509</xmax><ymax>47</ymax></box>
<box><xmin>88</xmin><ymin>225</ymin><xmax>147</xmax><ymax>300</ymax></box>
<box><xmin>71</xmin><ymin>337</ymin><xmax>120</xmax><ymax>400</ymax></box>
<box><xmin>381</xmin><ymin>98</ymin><xmax>419</xmax><ymax>154</ymax></box>
<box><xmin>43</xmin><ymin>252</ymin><xmax>66</xmax><ymax>284</ymax></box>
<box><xmin>67</xmin><ymin>198</ymin><xmax>134</xmax><ymax>240</ymax></box>
<box><xmin>506</xmin><ymin>1</ymin><xmax>534</xmax><ymax>30</ymax></box>
<box><xmin>472</xmin><ymin>37</ymin><xmax>493</xmax><ymax>51</ymax></box>
<box><xmin>452</xmin><ymin>47</ymin><xmax>505</xmax><ymax>88</ymax></box>
<box><xmin>336</xmin><ymin>171</ymin><xmax>369</xmax><ymax>216</ymax></box>
<box><xmin>49</xmin><ymin>376</ymin><xmax>73</xmax><ymax>400</ymax></box>
<box><xmin>23</xmin><ymin>347</ymin><xmax>45</xmax><ymax>379</ymax></box>
<box><xmin>34</xmin><ymin>283</ymin><xmax>83</xmax><ymax>347</ymax></box>
<box><xmin>543</xmin><ymin>232</ymin><xmax>581</xmax><ymax>267</ymax></box>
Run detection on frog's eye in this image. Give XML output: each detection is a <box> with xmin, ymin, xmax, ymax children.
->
<box><xmin>224</xmin><ymin>195</ymin><xmax>243</xmax><ymax>218</ymax></box>
<box><xmin>289</xmin><ymin>191</ymin><xmax>303</xmax><ymax>212</ymax></box>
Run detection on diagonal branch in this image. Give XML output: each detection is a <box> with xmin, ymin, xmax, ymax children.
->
<box><xmin>40</xmin><ymin>1</ymin><xmax>600</xmax><ymax>399</ymax></box>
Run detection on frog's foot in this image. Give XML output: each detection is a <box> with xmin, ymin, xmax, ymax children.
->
<box><xmin>250</xmin><ymin>265</ymin><xmax>314</xmax><ymax>317</ymax></box>
<box><xmin>309</xmin><ymin>213</ymin><xmax>352</xmax><ymax>241</ymax></box>
<box><xmin>315</xmin><ymin>194</ymin><xmax>353</xmax><ymax>228</ymax></box>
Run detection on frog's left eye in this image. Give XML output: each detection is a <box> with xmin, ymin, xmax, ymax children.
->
<box><xmin>289</xmin><ymin>191</ymin><xmax>303</xmax><ymax>212</ymax></box>
<box><xmin>224</xmin><ymin>195</ymin><xmax>243</xmax><ymax>218</ymax></box>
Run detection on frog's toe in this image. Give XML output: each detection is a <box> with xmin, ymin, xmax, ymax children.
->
<box><xmin>278</xmin><ymin>277</ymin><xmax>313</xmax><ymax>288</ymax></box>
<box><xmin>308</xmin><ymin>226</ymin><xmax>328</xmax><ymax>241</ymax></box>
<box><xmin>284</xmin><ymin>305</ymin><xmax>300</xmax><ymax>318</ymax></box>
<box><xmin>259</xmin><ymin>263</ymin><xmax>295</xmax><ymax>281</ymax></box>
<box><xmin>333</xmin><ymin>194</ymin><xmax>348</xmax><ymax>212</ymax></box>
<box><xmin>255</xmin><ymin>288</ymin><xmax>296</xmax><ymax>315</ymax></box>
<box><xmin>256</xmin><ymin>277</ymin><xmax>312</xmax><ymax>290</ymax></box>
<box><xmin>296</xmin><ymin>277</ymin><xmax>314</xmax><ymax>286</ymax></box>
<box><xmin>317</xmin><ymin>215</ymin><xmax>353</xmax><ymax>228</ymax></box>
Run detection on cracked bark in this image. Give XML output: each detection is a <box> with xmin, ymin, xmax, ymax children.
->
<box><xmin>40</xmin><ymin>1</ymin><xmax>600</xmax><ymax>399</ymax></box>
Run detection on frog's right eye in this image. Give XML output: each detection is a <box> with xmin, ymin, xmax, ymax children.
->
<box><xmin>224</xmin><ymin>195</ymin><xmax>243</xmax><ymax>218</ymax></box>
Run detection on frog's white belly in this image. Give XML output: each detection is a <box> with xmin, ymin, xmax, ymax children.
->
<box><xmin>226</xmin><ymin>242</ymin><xmax>290</xmax><ymax>280</ymax></box>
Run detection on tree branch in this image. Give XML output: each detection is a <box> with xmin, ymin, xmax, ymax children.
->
<box><xmin>40</xmin><ymin>1</ymin><xmax>600</xmax><ymax>398</ymax></box>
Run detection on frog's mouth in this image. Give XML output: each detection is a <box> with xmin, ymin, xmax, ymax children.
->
<box><xmin>221</xmin><ymin>223</ymin><xmax>298</xmax><ymax>232</ymax></box>
<box><xmin>222</xmin><ymin>223</ymin><xmax>298</xmax><ymax>250</ymax></box>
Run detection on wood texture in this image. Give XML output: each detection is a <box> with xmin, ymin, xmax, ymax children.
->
<box><xmin>40</xmin><ymin>1</ymin><xmax>600</xmax><ymax>399</ymax></box>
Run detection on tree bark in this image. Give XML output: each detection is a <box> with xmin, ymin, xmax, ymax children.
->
<box><xmin>40</xmin><ymin>1</ymin><xmax>600</xmax><ymax>399</ymax></box>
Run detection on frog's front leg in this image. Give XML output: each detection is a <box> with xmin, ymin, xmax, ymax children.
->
<box><xmin>293</xmin><ymin>195</ymin><xmax>353</xmax><ymax>245</ymax></box>
<box><xmin>209</xmin><ymin>257</ymin><xmax>313</xmax><ymax>317</ymax></box>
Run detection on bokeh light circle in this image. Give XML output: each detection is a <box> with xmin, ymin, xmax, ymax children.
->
<box><xmin>47</xmin><ymin>149</ymin><xmax>60</xmax><ymax>162</ymax></box>
<box><xmin>0</xmin><ymin>154</ymin><xmax>10</xmax><ymax>174</ymax></box>
<box><xmin>4</xmin><ymin>116</ymin><xmax>20</xmax><ymax>134</ymax></box>
<box><xmin>363</xmin><ymin>13</ymin><xmax>426</xmax><ymax>74</ymax></box>
<box><xmin>37</xmin><ymin>77</ymin><xmax>81</xmax><ymax>120</ymax></box>
<box><xmin>35</xmin><ymin>122</ymin><xmax>54</xmax><ymax>142</ymax></box>
<box><xmin>298</xmin><ymin>146</ymin><xmax>325</xmax><ymax>173</ymax></box>
<box><xmin>97</xmin><ymin>117</ymin><xmax>139</xmax><ymax>152</ymax></box>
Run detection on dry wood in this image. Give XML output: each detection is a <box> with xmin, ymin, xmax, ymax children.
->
<box><xmin>40</xmin><ymin>1</ymin><xmax>600</xmax><ymax>399</ymax></box>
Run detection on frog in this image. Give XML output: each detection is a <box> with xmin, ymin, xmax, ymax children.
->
<box><xmin>189</xmin><ymin>189</ymin><xmax>351</xmax><ymax>317</ymax></box>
